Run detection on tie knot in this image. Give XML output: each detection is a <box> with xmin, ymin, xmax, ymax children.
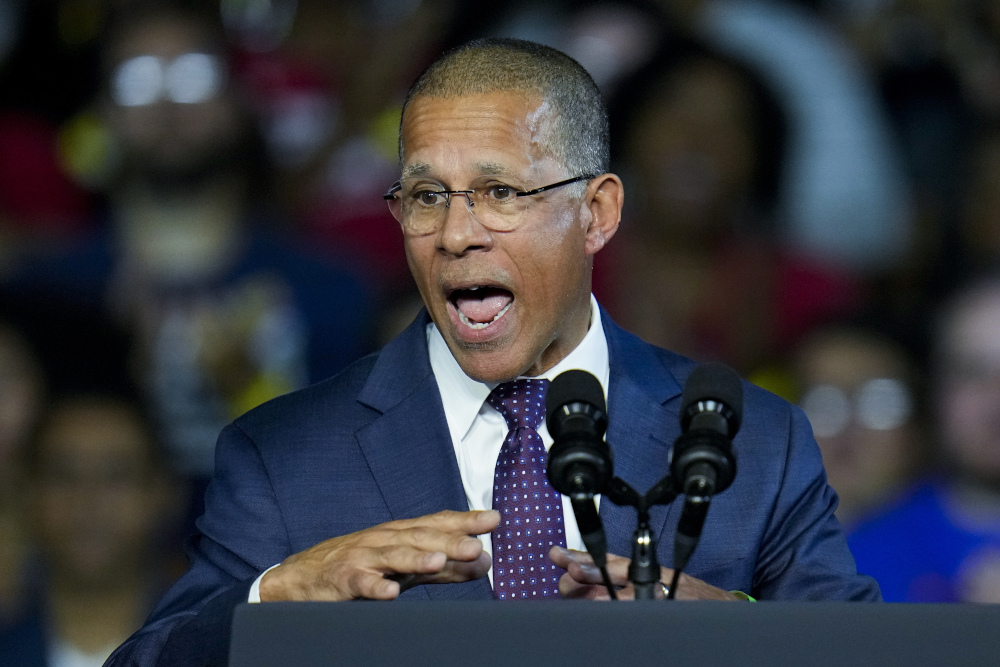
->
<box><xmin>487</xmin><ymin>378</ymin><xmax>549</xmax><ymax>431</ymax></box>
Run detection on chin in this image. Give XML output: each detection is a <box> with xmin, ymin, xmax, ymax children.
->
<box><xmin>452</xmin><ymin>346</ymin><xmax>530</xmax><ymax>384</ymax></box>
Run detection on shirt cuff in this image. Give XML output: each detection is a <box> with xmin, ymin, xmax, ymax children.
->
<box><xmin>248</xmin><ymin>564</ymin><xmax>281</xmax><ymax>603</ymax></box>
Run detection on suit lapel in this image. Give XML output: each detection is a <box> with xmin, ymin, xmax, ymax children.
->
<box><xmin>355</xmin><ymin>311</ymin><xmax>492</xmax><ymax>600</ymax></box>
<box><xmin>599</xmin><ymin>312</ymin><xmax>689</xmax><ymax>565</ymax></box>
<box><xmin>351</xmin><ymin>309</ymin><xmax>690</xmax><ymax>596</ymax></box>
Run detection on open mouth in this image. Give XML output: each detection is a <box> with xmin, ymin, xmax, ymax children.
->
<box><xmin>449</xmin><ymin>285</ymin><xmax>513</xmax><ymax>330</ymax></box>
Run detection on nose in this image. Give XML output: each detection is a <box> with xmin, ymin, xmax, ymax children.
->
<box><xmin>445</xmin><ymin>191</ymin><xmax>475</xmax><ymax>209</ymax></box>
<box><xmin>437</xmin><ymin>192</ymin><xmax>493</xmax><ymax>256</ymax></box>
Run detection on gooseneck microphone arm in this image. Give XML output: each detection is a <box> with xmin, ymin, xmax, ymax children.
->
<box><xmin>602</xmin><ymin>475</ymin><xmax>679</xmax><ymax>600</ymax></box>
<box><xmin>548</xmin><ymin>364</ymin><xmax>741</xmax><ymax>601</ymax></box>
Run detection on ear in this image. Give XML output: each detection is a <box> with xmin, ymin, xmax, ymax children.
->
<box><xmin>583</xmin><ymin>173</ymin><xmax>624</xmax><ymax>256</ymax></box>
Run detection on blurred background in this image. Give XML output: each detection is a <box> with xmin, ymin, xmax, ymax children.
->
<box><xmin>3</xmin><ymin>0</ymin><xmax>1000</xmax><ymax>661</ymax></box>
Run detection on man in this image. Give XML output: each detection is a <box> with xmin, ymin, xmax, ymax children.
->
<box><xmin>792</xmin><ymin>324</ymin><xmax>922</xmax><ymax>525</ymax></box>
<box><xmin>849</xmin><ymin>275</ymin><xmax>1000</xmax><ymax>601</ymax></box>
<box><xmin>1</xmin><ymin>392</ymin><xmax>177</xmax><ymax>666</ymax></box>
<box><xmin>107</xmin><ymin>37</ymin><xmax>878</xmax><ymax>666</ymax></box>
<box><xmin>11</xmin><ymin>6</ymin><xmax>373</xmax><ymax>479</ymax></box>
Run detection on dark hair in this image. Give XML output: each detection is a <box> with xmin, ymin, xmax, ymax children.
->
<box><xmin>400</xmin><ymin>37</ymin><xmax>610</xmax><ymax>177</ymax></box>
<box><xmin>609</xmin><ymin>34</ymin><xmax>787</xmax><ymax>217</ymax></box>
<box><xmin>100</xmin><ymin>1</ymin><xmax>225</xmax><ymax>78</ymax></box>
<box><xmin>22</xmin><ymin>390</ymin><xmax>170</xmax><ymax>478</ymax></box>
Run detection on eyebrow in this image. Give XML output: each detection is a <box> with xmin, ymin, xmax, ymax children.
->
<box><xmin>401</xmin><ymin>163</ymin><xmax>431</xmax><ymax>180</ymax></box>
<box><xmin>400</xmin><ymin>161</ymin><xmax>514</xmax><ymax>181</ymax></box>
<box><xmin>473</xmin><ymin>162</ymin><xmax>510</xmax><ymax>176</ymax></box>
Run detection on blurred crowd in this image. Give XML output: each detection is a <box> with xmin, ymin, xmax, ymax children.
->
<box><xmin>3</xmin><ymin>0</ymin><xmax>1000</xmax><ymax>661</ymax></box>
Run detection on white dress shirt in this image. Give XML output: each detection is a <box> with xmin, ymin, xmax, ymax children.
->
<box><xmin>428</xmin><ymin>295</ymin><xmax>609</xmax><ymax>583</ymax></box>
<box><xmin>250</xmin><ymin>295</ymin><xmax>609</xmax><ymax>600</ymax></box>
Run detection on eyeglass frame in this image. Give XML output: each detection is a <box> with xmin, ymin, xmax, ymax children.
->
<box><xmin>382</xmin><ymin>173</ymin><xmax>596</xmax><ymax>228</ymax></box>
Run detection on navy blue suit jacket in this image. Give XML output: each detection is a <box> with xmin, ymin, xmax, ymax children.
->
<box><xmin>106</xmin><ymin>310</ymin><xmax>879</xmax><ymax>666</ymax></box>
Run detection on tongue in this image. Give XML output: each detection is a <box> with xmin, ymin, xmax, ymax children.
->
<box><xmin>454</xmin><ymin>289</ymin><xmax>512</xmax><ymax>324</ymax></box>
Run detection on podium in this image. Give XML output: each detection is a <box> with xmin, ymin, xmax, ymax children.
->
<box><xmin>230</xmin><ymin>600</ymin><xmax>1000</xmax><ymax>666</ymax></box>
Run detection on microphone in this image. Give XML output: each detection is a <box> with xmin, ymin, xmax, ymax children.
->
<box><xmin>546</xmin><ymin>370</ymin><xmax>613</xmax><ymax>575</ymax></box>
<box><xmin>670</xmin><ymin>363</ymin><xmax>742</xmax><ymax>578</ymax></box>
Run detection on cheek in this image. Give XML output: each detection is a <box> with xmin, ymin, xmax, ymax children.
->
<box><xmin>518</xmin><ymin>234</ymin><xmax>581</xmax><ymax>300</ymax></box>
<box><xmin>402</xmin><ymin>239</ymin><xmax>443</xmax><ymax>316</ymax></box>
<box><xmin>532</xmin><ymin>209</ymin><xmax>588</xmax><ymax>267</ymax></box>
<box><xmin>177</xmin><ymin>100</ymin><xmax>239</xmax><ymax>140</ymax></box>
<box><xmin>943</xmin><ymin>389</ymin><xmax>991</xmax><ymax>435</ymax></box>
<box><xmin>856</xmin><ymin>430</ymin><xmax>910</xmax><ymax>472</ymax></box>
<box><xmin>940</xmin><ymin>388</ymin><xmax>1000</xmax><ymax>462</ymax></box>
<box><xmin>118</xmin><ymin>109</ymin><xmax>163</xmax><ymax>145</ymax></box>
<box><xmin>403</xmin><ymin>238</ymin><xmax>433</xmax><ymax>287</ymax></box>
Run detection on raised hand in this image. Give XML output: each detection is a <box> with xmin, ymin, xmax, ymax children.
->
<box><xmin>260</xmin><ymin>509</ymin><xmax>500</xmax><ymax>601</ymax></box>
<box><xmin>551</xmin><ymin>546</ymin><xmax>738</xmax><ymax>601</ymax></box>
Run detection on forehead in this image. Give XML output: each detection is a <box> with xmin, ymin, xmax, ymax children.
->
<box><xmin>400</xmin><ymin>91</ymin><xmax>559</xmax><ymax>178</ymax></box>
<box><xmin>801</xmin><ymin>333</ymin><xmax>907</xmax><ymax>386</ymax></box>
<box><xmin>945</xmin><ymin>290</ymin><xmax>1000</xmax><ymax>358</ymax></box>
<box><xmin>40</xmin><ymin>403</ymin><xmax>152</xmax><ymax>462</ymax></box>
<box><xmin>111</xmin><ymin>16</ymin><xmax>214</xmax><ymax>63</ymax></box>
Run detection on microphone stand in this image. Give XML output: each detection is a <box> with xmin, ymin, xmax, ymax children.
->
<box><xmin>604</xmin><ymin>475</ymin><xmax>678</xmax><ymax>600</ymax></box>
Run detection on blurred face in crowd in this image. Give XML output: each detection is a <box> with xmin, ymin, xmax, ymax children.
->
<box><xmin>796</xmin><ymin>330</ymin><xmax>918</xmax><ymax>521</ymax></box>
<box><xmin>398</xmin><ymin>91</ymin><xmax>621</xmax><ymax>382</ymax></box>
<box><xmin>0</xmin><ymin>326</ymin><xmax>44</xmax><ymax>472</ymax></box>
<box><xmin>937</xmin><ymin>287</ymin><xmax>1000</xmax><ymax>487</ymax></box>
<box><xmin>103</xmin><ymin>13</ymin><xmax>243</xmax><ymax>186</ymax></box>
<box><xmin>624</xmin><ymin>57</ymin><xmax>756</xmax><ymax>242</ymax></box>
<box><xmin>28</xmin><ymin>399</ymin><xmax>171</xmax><ymax>589</ymax></box>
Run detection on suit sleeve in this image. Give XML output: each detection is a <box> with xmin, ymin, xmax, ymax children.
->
<box><xmin>752</xmin><ymin>404</ymin><xmax>882</xmax><ymax>601</ymax></box>
<box><xmin>105</xmin><ymin>423</ymin><xmax>292</xmax><ymax>667</ymax></box>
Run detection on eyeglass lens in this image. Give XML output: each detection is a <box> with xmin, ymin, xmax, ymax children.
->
<box><xmin>111</xmin><ymin>53</ymin><xmax>225</xmax><ymax>107</ymax></box>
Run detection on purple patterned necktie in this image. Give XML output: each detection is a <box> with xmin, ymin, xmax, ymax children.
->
<box><xmin>487</xmin><ymin>378</ymin><xmax>567</xmax><ymax>600</ymax></box>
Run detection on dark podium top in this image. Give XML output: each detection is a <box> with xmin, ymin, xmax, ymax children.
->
<box><xmin>230</xmin><ymin>600</ymin><xmax>1000</xmax><ymax>666</ymax></box>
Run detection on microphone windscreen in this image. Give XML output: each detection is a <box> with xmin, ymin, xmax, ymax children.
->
<box><xmin>681</xmin><ymin>362</ymin><xmax>744</xmax><ymax>427</ymax></box>
<box><xmin>546</xmin><ymin>369</ymin><xmax>606</xmax><ymax>424</ymax></box>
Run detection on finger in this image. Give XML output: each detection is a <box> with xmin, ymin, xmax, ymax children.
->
<box><xmin>392</xmin><ymin>528</ymin><xmax>486</xmax><ymax>562</ymax></box>
<box><xmin>602</xmin><ymin>552</ymin><xmax>632</xmax><ymax>584</ymax></box>
<box><xmin>347</xmin><ymin>569</ymin><xmax>401</xmax><ymax>601</ymax></box>
<box><xmin>558</xmin><ymin>570</ymin><xmax>613</xmax><ymax>600</ymax></box>
<box><xmin>370</xmin><ymin>543</ymin><xmax>449</xmax><ymax>575</ymax></box>
<box><xmin>440</xmin><ymin>550</ymin><xmax>492</xmax><ymax>581</ymax></box>
<box><xmin>550</xmin><ymin>547</ymin><xmax>632</xmax><ymax>584</ymax></box>
<box><xmin>550</xmin><ymin>545</ymin><xmax>591</xmax><ymax>569</ymax></box>
<box><xmin>397</xmin><ymin>509</ymin><xmax>501</xmax><ymax>536</ymax></box>
<box><xmin>410</xmin><ymin>551</ymin><xmax>492</xmax><ymax>587</ymax></box>
<box><xmin>551</xmin><ymin>547</ymin><xmax>607</xmax><ymax>586</ymax></box>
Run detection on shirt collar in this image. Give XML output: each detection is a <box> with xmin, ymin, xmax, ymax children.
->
<box><xmin>428</xmin><ymin>295</ymin><xmax>610</xmax><ymax>444</ymax></box>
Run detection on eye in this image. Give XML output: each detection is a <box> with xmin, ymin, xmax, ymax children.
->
<box><xmin>485</xmin><ymin>184</ymin><xmax>516</xmax><ymax>202</ymax></box>
<box><xmin>413</xmin><ymin>190</ymin><xmax>445</xmax><ymax>207</ymax></box>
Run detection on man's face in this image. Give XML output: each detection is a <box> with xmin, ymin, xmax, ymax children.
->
<box><xmin>399</xmin><ymin>91</ymin><xmax>611</xmax><ymax>383</ymax></box>
<box><xmin>104</xmin><ymin>16</ymin><xmax>242</xmax><ymax>185</ymax></box>
<box><xmin>29</xmin><ymin>402</ymin><xmax>170</xmax><ymax>588</ymax></box>
<box><xmin>626</xmin><ymin>59</ymin><xmax>756</xmax><ymax>241</ymax></box>
<box><xmin>937</xmin><ymin>290</ymin><xmax>1000</xmax><ymax>485</ymax></box>
<box><xmin>796</xmin><ymin>332</ymin><xmax>916</xmax><ymax>518</ymax></box>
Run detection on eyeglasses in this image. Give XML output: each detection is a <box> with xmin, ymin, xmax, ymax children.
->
<box><xmin>383</xmin><ymin>174</ymin><xmax>595</xmax><ymax>234</ymax></box>
<box><xmin>800</xmin><ymin>379</ymin><xmax>913</xmax><ymax>438</ymax></box>
<box><xmin>111</xmin><ymin>53</ymin><xmax>225</xmax><ymax>107</ymax></box>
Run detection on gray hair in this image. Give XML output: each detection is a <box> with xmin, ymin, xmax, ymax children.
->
<box><xmin>400</xmin><ymin>37</ymin><xmax>609</xmax><ymax>177</ymax></box>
